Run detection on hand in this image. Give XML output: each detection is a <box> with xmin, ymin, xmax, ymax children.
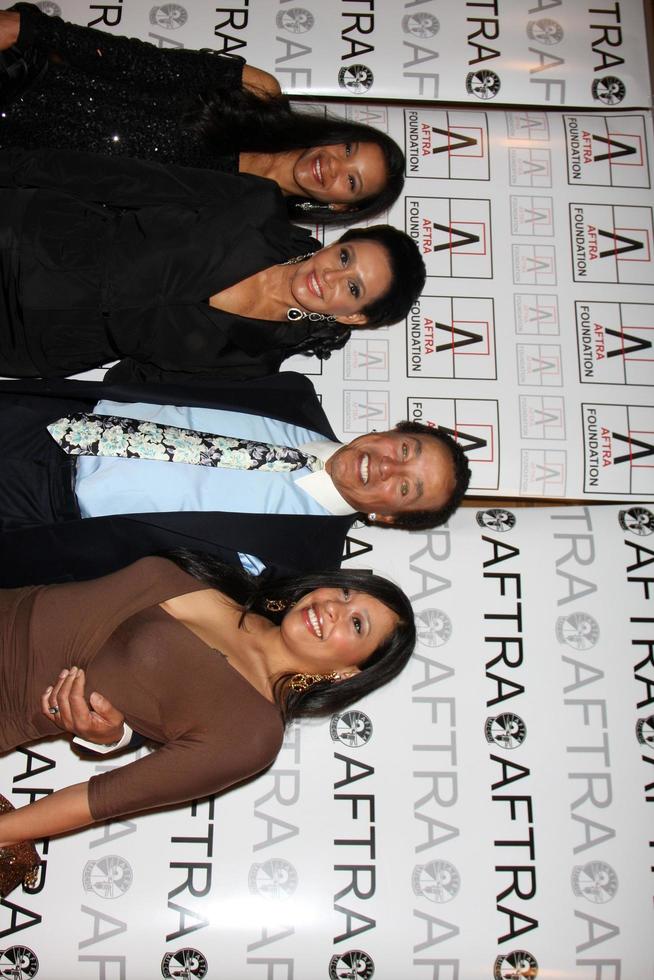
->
<box><xmin>0</xmin><ymin>11</ymin><xmax>20</xmax><ymax>51</ymax></box>
<box><xmin>41</xmin><ymin>668</ymin><xmax>126</xmax><ymax>746</ymax></box>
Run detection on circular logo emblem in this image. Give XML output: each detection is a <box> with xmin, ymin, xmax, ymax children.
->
<box><xmin>412</xmin><ymin>860</ymin><xmax>461</xmax><ymax>902</ymax></box>
<box><xmin>0</xmin><ymin>948</ymin><xmax>39</xmax><ymax>979</ymax></box>
<box><xmin>485</xmin><ymin>713</ymin><xmax>527</xmax><ymax>750</ymax></box>
<box><xmin>338</xmin><ymin>65</ymin><xmax>374</xmax><ymax>94</ymax></box>
<box><xmin>493</xmin><ymin>950</ymin><xmax>539</xmax><ymax>979</ymax></box>
<box><xmin>592</xmin><ymin>76</ymin><xmax>626</xmax><ymax>105</ymax></box>
<box><xmin>526</xmin><ymin>18</ymin><xmax>564</xmax><ymax>44</ymax></box>
<box><xmin>466</xmin><ymin>69</ymin><xmax>501</xmax><ymax>100</ymax></box>
<box><xmin>401</xmin><ymin>13</ymin><xmax>440</xmax><ymax>38</ymax></box>
<box><xmin>636</xmin><ymin>714</ymin><xmax>654</xmax><ymax>747</ymax></box>
<box><xmin>35</xmin><ymin>0</ymin><xmax>61</xmax><ymax>14</ymax></box>
<box><xmin>330</xmin><ymin>710</ymin><xmax>373</xmax><ymax>747</ymax></box>
<box><xmin>619</xmin><ymin>506</ymin><xmax>654</xmax><ymax>536</ymax></box>
<box><xmin>149</xmin><ymin>3</ymin><xmax>187</xmax><ymax>28</ymax></box>
<box><xmin>276</xmin><ymin>8</ymin><xmax>314</xmax><ymax>33</ymax></box>
<box><xmin>571</xmin><ymin>861</ymin><xmax>618</xmax><ymax>903</ymax></box>
<box><xmin>476</xmin><ymin>508</ymin><xmax>516</xmax><ymax>532</ymax></box>
<box><xmin>329</xmin><ymin>950</ymin><xmax>375</xmax><ymax>980</ymax></box>
<box><xmin>161</xmin><ymin>949</ymin><xmax>208</xmax><ymax>979</ymax></box>
<box><xmin>248</xmin><ymin>858</ymin><xmax>298</xmax><ymax>899</ymax></box>
<box><xmin>555</xmin><ymin>612</ymin><xmax>600</xmax><ymax>651</ymax></box>
<box><xmin>82</xmin><ymin>855</ymin><xmax>133</xmax><ymax>899</ymax></box>
<box><xmin>415</xmin><ymin>608</ymin><xmax>452</xmax><ymax>647</ymax></box>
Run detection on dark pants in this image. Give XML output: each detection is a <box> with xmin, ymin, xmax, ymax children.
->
<box><xmin>0</xmin><ymin>393</ymin><xmax>79</xmax><ymax>531</ymax></box>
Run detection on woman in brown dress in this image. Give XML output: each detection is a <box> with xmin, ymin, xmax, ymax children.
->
<box><xmin>0</xmin><ymin>553</ymin><xmax>415</xmax><ymax>894</ymax></box>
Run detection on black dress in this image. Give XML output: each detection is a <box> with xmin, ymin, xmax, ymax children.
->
<box><xmin>0</xmin><ymin>148</ymin><xmax>322</xmax><ymax>381</ymax></box>
<box><xmin>1</xmin><ymin>2</ymin><xmax>242</xmax><ymax>170</ymax></box>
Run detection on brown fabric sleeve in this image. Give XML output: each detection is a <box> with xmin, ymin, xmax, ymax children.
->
<box><xmin>87</xmin><ymin>713</ymin><xmax>283</xmax><ymax>821</ymax></box>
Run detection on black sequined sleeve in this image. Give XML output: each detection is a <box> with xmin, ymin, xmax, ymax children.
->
<box><xmin>12</xmin><ymin>2</ymin><xmax>244</xmax><ymax>96</ymax></box>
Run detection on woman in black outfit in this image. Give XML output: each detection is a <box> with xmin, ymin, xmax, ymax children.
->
<box><xmin>0</xmin><ymin>3</ymin><xmax>404</xmax><ymax>225</ymax></box>
<box><xmin>0</xmin><ymin>147</ymin><xmax>425</xmax><ymax>382</ymax></box>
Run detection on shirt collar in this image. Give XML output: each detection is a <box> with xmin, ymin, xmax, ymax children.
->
<box><xmin>296</xmin><ymin>438</ymin><xmax>355</xmax><ymax>516</ymax></box>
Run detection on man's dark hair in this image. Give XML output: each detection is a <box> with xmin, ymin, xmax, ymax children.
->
<box><xmin>365</xmin><ymin>420</ymin><xmax>471</xmax><ymax>531</ymax></box>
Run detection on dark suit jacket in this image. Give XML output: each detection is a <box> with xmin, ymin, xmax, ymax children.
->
<box><xmin>0</xmin><ymin>373</ymin><xmax>356</xmax><ymax>587</ymax></box>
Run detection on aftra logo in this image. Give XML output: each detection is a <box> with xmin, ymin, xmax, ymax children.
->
<box><xmin>619</xmin><ymin>506</ymin><xmax>654</xmax><ymax>536</ymax></box>
<box><xmin>555</xmin><ymin>612</ymin><xmax>600</xmax><ymax>651</ymax></box>
<box><xmin>485</xmin><ymin>713</ymin><xmax>527</xmax><ymax>750</ymax></box>
<box><xmin>571</xmin><ymin>861</ymin><xmax>619</xmax><ymax>903</ymax></box>
<box><xmin>276</xmin><ymin>8</ymin><xmax>315</xmax><ymax>33</ymax></box>
<box><xmin>412</xmin><ymin>860</ymin><xmax>461</xmax><ymax>902</ymax></box>
<box><xmin>476</xmin><ymin>509</ymin><xmax>516</xmax><ymax>532</ymax></box>
<box><xmin>0</xmin><ymin>948</ymin><xmax>39</xmax><ymax>980</ymax></box>
<box><xmin>415</xmin><ymin>608</ymin><xmax>452</xmax><ymax>647</ymax></box>
<box><xmin>330</xmin><ymin>709</ymin><xmax>373</xmax><ymax>747</ymax></box>
<box><xmin>161</xmin><ymin>949</ymin><xmax>208</xmax><ymax>979</ymax></box>
<box><xmin>82</xmin><ymin>855</ymin><xmax>133</xmax><ymax>898</ymax></box>
<box><xmin>401</xmin><ymin>12</ymin><xmax>440</xmax><ymax>38</ymax></box>
<box><xmin>248</xmin><ymin>858</ymin><xmax>298</xmax><ymax>899</ymax></box>
<box><xmin>329</xmin><ymin>950</ymin><xmax>375</xmax><ymax>980</ymax></box>
<box><xmin>149</xmin><ymin>4</ymin><xmax>187</xmax><ymax>29</ymax></box>
<box><xmin>494</xmin><ymin>950</ymin><xmax>539</xmax><ymax>980</ymax></box>
<box><xmin>338</xmin><ymin>64</ymin><xmax>374</xmax><ymax>93</ymax></box>
<box><xmin>466</xmin><ymin>69</ymin><xmax>501</xmax><ymax>100</ymax></box>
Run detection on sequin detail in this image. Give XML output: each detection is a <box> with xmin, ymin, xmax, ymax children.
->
<box><xmin>1</xmin><ymin>3</ymin><xmax>243</xmax><ymax>169</ymax></box>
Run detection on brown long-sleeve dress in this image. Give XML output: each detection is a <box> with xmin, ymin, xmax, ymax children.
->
<box><xmin>0</xmin><ymin>557</ymin><xmax>284</xmax><ymax>821</ymax></box>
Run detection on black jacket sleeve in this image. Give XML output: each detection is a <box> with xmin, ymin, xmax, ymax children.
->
<box><xmin>13</xmin><ymin>2</ymin><xmax>244</xmax><ymax>95</ymax></box>
<box><xmin>0</xmin><ymin>146</ymin><xmax>278</xmax><ymax>208</ymax></box>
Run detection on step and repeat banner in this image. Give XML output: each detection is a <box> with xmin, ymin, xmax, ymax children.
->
<box><xmin>1</xmin><ymin>504</ymin><xmax>652</xmax><ymax>979</ymax></box>
<box><xmin>295</xmin><ymin>104</ymin><xmax>654</xmax><ymax>501</ymax></box>
<box><xmin>53</xmin><ymin>0</ymin><xmax>652</xmax><ymax>107</ymax></box>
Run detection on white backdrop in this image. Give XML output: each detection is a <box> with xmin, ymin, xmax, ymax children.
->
<box><xmin>51</xmin><ymin>0</ymin><xmax>652</xmax><ymax>107</ymax></box>
<box><xmin>1</xmin><ymin>505</ymin><xmax>652</xmax><ymax>979</ymax></box>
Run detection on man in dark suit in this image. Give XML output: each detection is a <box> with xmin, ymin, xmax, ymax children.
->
<box><xmin>0</xmin><ymin>373</ymin><xmax>470</xmax><ymax>588</ymax></box>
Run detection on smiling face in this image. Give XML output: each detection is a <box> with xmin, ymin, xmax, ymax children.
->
<box><xmin>280</xmin><ymin>587</ymin><xmax>399</xmax><ymax>674</ymax></box>
<box><xmin>287</xmin><ymin>240</ymin><xmax>392</xmax><ymax>324</ymax></box>
<box><xmin>326</xmin><ymin>430</ymin><xmax>456</xmax><ymax>521</ymax></box>
<box><xmin>292</xmin><ymin>141</ymin><xmax>388</xmax><ymax>207</ymax></box>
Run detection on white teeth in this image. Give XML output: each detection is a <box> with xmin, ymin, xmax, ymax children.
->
<box><xmin>311</xmin><ymin>272</ymin><xmax>322</xmax><ymax>298</ymax></box>
<box><xmin>360</xmin><ymin>454</ymin><xmax>369</xmax><ymax>485</ymax></box>
<box><xmin>308</xmin><ymin>606</ymin><xmax>322</xmax><ymax>638</ymax></box>
<box><xmin>315</xmin><ymin>157</ymin><xmax>323</xmax><ymax>184</ymax></box>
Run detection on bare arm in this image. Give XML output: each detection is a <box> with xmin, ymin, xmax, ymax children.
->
<box><xmin>0</xmin><ymin>9</ymin><xmax>19</xmax><ymax>49</ymax></box>
<box><xmin>0</xmin><ymin>783</ymin><xmax>92</xmax><ymax>846</ymax></box>
<box><xmin>242</xmin><ymin>64</ymin><xmax>281</xmax><ymax>99</ymax></box>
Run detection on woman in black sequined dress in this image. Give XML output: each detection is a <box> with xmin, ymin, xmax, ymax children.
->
<box><xmin>0</xmin><ymin>3</ymin><xmax>404</xmax><ymax>225</ymax></box>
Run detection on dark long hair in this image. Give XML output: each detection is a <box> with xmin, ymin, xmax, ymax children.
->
<box><xmin>187</xmin><ymin>88</ymin><xmax>405</xmax><ymax>225</ymax></box>
<box><xmin>169</xmin><ymin>552</ymin><xmax>416</xmax><ymax>724</ymax></box>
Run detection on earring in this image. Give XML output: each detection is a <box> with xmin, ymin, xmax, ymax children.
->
<box><xmin>295</xmin><ymin>201</ymin><xmax>333</xmax><ymax>214</ymax></box>
<box><xmin>289</xmin><ymin>670</ymin><xmax>340</xmax><ymax>693</ymax></box>
<box><xmin>368</xmin><ymin>513</ymin><xmax>377</xmax><ymax>521</ymax></box>
<box><xmin>264</xmin><ymin>598</ymin><xmax>287</xmax><ymax>613</ymax></box>
<box><xmin>282</xmin><ymin>252</ymin><xmax>316</xmax><ymax>266</ymax></box>
<box><xmin>287</xmin><ymin>308</ymin><xmax>336</xmax><ymax>323</ymax></box>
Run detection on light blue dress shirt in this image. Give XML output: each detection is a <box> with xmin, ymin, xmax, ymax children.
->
<box><xmin>75</xmin><ymin>401</ymin><xmax>350</xmax><ymax>574</ymax></box>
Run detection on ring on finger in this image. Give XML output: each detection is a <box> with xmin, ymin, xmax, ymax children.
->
<box><xmin>49</xmin><ymin>705</ymin><xmax>60</xmax><ymax>715</ymax></box>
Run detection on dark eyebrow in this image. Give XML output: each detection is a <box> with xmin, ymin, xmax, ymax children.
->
<box><xmin>415</xmin><ymin>479</ymin><xmax>424</xmax><ymax>501</ymax></box>
<box><xmin>348</xmin><ymin>244</ymin><xmax>365</xmax><ymax>298</ymax></box>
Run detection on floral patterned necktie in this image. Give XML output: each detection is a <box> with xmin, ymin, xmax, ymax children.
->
<box><xmin>47</xmin><ymin>413</ymin><xmax>324</xmax><ymax>472</ymax></box>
